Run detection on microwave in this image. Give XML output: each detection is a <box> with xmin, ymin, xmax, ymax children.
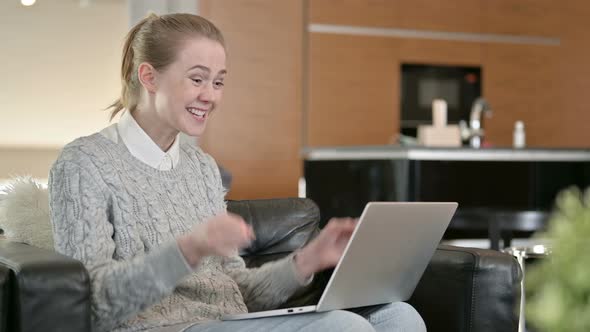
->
<box><xmin>400</xmin><ymin>64</ymin><xmax>482</xmax><ymax>136</ymax></box>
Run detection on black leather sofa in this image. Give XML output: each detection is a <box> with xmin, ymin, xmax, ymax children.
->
<box><xmin>0</xmin><ymin>198</ymin><xmax>522</xmax><ymax>332</ymax></box>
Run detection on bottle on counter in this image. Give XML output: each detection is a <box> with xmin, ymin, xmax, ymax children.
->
<box><xmin>513</xmin><ymin>120</ymin><xmax>526</xmax><ymax>148</ymax></box>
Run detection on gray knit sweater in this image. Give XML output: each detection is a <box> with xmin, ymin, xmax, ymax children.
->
<box><xmin>48</xmin><ymin>133</ymin><xmax>304</xmax><ymax>332</ymax></box>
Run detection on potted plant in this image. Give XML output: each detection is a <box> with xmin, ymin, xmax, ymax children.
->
<box><xmin>527</xmin><ymin>187</ymin><xmax>590</xmax><ymax>331</ymax></box>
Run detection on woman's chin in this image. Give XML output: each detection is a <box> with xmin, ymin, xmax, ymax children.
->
<box><xmin>182</xmin><ymin>125</ymin><xmax>206</xmax><ymax>138</ymax></box>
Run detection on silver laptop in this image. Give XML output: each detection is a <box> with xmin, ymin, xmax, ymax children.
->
<box><xmin>222</xmin><ymin>202</ymin><xmax>458</xmax><ymax>320</ymax></box>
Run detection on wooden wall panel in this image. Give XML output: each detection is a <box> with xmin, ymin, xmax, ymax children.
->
<box><xmin>482</xmin><ymin>44</ymin><xmax>561</xmax><ymax>147</ymax></box>
<box><xmin>307</xmin><ymin>34</ymin><xmax>482</xmax><ymax>146</ymax></box>
<box><xmin>308</xmin><ymin>34</ymin><xmax>564</xmax><ymax>148</ymax></box>
<box><xmin>394</xmin><ymin>38</ymin><xmax>482</xmax><ymax>66</ymax></box>
<box><xmin>481</xmin><ymin>0</ymin><xmax>561</xmax><ymax>38</ymax></box>
<box><xmin>307</xmin><ymin>0</ymin><xmax>586</xmax><ymax>149</ymax></box>
<box><xmin>309</xmin><ymin>0</ymin><xmax>483</xmax><ymax>33</ymax></box>
<box><xmin>310</xmin><ymin>0</ymin><xmax>560</xmax><ymax>38</ymax></box>
<box><xmin>556</xmin><ymin>2</ymin><xmax>590</xmax><ymax>147</ymax></box>
<box><xmin>307</xmin><ymin>34</ymin><xmax>399</xmax><ymax>146</ymax></box>
<box><xmin>195</xmin><ymin>0</ymin><xmax>590</xmax><ymax>199</ymax></box>
<box><xmin>199</xmin><ymin>0</ymin><xmax>303</xmax><ymax>199</ymax></box>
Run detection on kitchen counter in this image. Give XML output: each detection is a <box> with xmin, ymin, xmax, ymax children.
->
<box><xmin>303</xmin><ymin>146</ymin><xmax>590</xmax><ymax>161</ymax></box>
<box><xmin>303</xmin><ymin>145</ymin><xmax>590</xmax><ymax>227</ymax></box>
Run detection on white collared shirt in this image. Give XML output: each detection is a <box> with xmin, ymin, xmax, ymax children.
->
<box><xmin>100</xmin><ymin>111</ymin><xmax>180</xmax><ymax>170</ymax></box>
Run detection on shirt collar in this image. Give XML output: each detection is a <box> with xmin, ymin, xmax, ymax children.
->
<box><xmin>117</xmin><ymin>110</ymin><xmax>180</xmax><ymax>170</ymax></box>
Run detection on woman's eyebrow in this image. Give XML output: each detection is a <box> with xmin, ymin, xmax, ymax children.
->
<box><xmin>188</xmin><ymin>64</ymin><xmax>210</xmax><ymax>73</ymax></box>
<box><xmin>187</xmin><ymin>65</ymin><xmax>227</xmax><ymax>76</ymax></box>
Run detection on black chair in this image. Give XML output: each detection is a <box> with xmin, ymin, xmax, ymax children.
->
<box><xmin>0</xmin><ymin>198</ymin><xmax>522</xmax><ymax>332</ymax></box>
<box><xmin>451</xmin><ymin>208</ymin><xmax>550</xmax><ymax>250</ymax></box>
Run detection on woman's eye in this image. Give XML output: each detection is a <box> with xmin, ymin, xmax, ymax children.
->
<box><xmin>214</xmin><ymin>81</ymin><xmax>225</xmax><ymax>88</ymax></box>
<box><xmin>191</xmin><ymin>78</ymin><xmax>203</xmax><ymax>84</ymax></box>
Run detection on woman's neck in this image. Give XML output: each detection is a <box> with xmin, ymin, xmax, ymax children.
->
<box><xmin>130</xmin><ymin>108</ymin><xmax>178</xmax><ymax>152</ymax></box>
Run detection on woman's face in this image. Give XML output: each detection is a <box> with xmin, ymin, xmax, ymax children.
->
<box><xmin>152</xmin><ymin>37</ymin><xmax>227</xmax><ymax>138</ymax></box>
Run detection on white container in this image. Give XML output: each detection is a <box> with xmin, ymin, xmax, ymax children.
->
<box><xmin>513</xmin><ymin>121</ymin><xmax>526</xmax><ymax>148</ymax></box>
<box><xmin>432</xmin><ymin>99</ymin><xmax>447</xmax><ymax>127</ymax></box>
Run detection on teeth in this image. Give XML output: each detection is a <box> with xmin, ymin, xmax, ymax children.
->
<box><xmin>187</xmin><ymin>108</ymin><xmax>206</xmax><ymax>118</ymax></box>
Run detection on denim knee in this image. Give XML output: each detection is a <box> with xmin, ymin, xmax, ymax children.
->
<box><xmin>378</xmin><ymin>302</ymin><xmax>426</xmax><ymax>332</ymax></box>
<box><xmin>319</xmin><ymin>310</ymin><xmax>375</xmax><ymax>332</ymax></box>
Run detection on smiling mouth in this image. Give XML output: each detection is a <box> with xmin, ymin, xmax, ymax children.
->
<box><xmin>186</xmin><ymin>107</ymin><xmax>208</xmax><ymax>119</ymax></box>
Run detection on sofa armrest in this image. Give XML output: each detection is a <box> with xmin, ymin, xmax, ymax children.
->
<box><xmin>408</xmin><ymin>245</ymin><xmax>522</xmax><ymax>332</ymax></box>
<box><xmin>0</xmin><ymin>265</ymin><xmax>8</xmax><ymax>332</ymax></box>
<box><xmin>0</xmin><ymin>239</ymin><xmax>91</xmax><ymax>332</ymax></box>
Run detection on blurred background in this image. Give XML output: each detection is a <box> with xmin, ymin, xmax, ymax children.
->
<box><xmin>1</xmin><ymin>0</ymin><xmax>589</xmax><ymax>201</ymax></box>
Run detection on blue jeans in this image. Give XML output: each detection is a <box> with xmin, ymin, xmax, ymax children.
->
<box><xmin>180</xmin><ymin>302</ymin><xmax>426</xmax><ymax>332</ymax></box>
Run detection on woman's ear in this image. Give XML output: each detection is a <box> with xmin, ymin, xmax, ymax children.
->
<box><xmin>137</xmin><ymin>62</ymin><xmax>157</xmax><ymax>93</ymax></box>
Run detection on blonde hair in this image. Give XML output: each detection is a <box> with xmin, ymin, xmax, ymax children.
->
<box><xmin>107</xmin><ymin>13</ymin><xmax>225</xmax><ymax>119</ymax></box>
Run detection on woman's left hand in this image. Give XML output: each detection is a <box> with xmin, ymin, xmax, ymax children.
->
<box><xmin>294</xmin><ymin>217</ymin><xmax>358</xmax><ymax>279</ymax></box>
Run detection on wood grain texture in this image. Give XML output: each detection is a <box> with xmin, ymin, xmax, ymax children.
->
<box><xmin>307</xmin><ymin>0</ymin><xmax>590</xmax><ymax>149</ymax></box>
<box><xmin>307</xmin><ymin>33</ymin><xmax>483</xmax><ymax>146</ymax></box>
<box><xmin>482</xmin><ymin>43</ymin><xmax>561</xmax><ymax>147</ymax></box>
<box><xmin>555</xmin><ymin>1</ymin><xmax>590</xmax><ymax>147</ymax></box>
<box><xmin>309</xmin><ymin>0</ymin><xmax>483</xmax><ymax>33</ymax></box>
<box><xmin>196</xmin><ymin>0</ymin><xmax>590</xmax><ymax>198</ymax></box>
<box><xmin>481</xmin><ymin>0</ymin><xmax>560</xmax><ymax>38</ymax></box>
<box><xmin>199</xmin><ymin>0</ymin><xmax>304</xmax><ymax>199</ymax></box>
<box><xmin>307</xmin><ymin>34</ymin><xmax>399</xmax><ymax>146</ymax></box>
<box><xmin>310</xmin><ymin>0</ymin><xmax>560</xmax><ymax>38</ymax></box>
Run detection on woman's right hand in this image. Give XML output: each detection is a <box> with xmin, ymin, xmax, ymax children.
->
<box><xmin>177</xmin><ymin>213</ymin><xmax>255</xmax><ymax>267</ymax></box>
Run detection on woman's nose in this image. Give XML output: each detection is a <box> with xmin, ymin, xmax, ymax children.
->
<box><xmin>198</xmin><ymin>83</ymin><xmax>215</xmax><ymax>102</ymax></box>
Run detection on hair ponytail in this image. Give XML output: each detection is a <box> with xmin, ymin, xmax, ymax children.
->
<box><xmin>107</xmin><ymin>14</ymin><xmax>156</xmax><ymax>120</ymax></box>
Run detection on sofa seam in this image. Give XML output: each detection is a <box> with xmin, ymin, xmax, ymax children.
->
<box><xmin>438</xmin><ymin>247</ymin><xmax>479</xmax><ymax>331</ymax></box>
<box><xmin>469</xmin><ymin>252</ymin><xmax>479</xmax><ymax>332</ymax></box>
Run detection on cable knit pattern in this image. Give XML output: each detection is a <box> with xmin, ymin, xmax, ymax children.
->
<box><xmin>48</xmin><ymin>133</ymin><xmax>304</xmax><ymax>332</ymax></box>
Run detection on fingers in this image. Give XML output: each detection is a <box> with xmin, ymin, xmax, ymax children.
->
<box><xmin>196</xmin><ymin>213</ymin><xmax>256</xmax><ymax>257</ymax></box>
<box><xmin>327</xmin><ymin>217</ymin><xmax>357</xmax><ymax>224</ymax></box>
<box><xmin>215</xmin><ymin>213</ymin><xmax>254</xmax><ymax>239</ymax></box>
<box><xmin>318</xmin><ymin>218</ymin><xmax>357</xmax><ymax>246</ymax></box>
<box><xmin>326</xmin><ymin>217</ymin><xmax>357</xmax><ymax>233</ymax></box>
<box><xmin>239</xmin><ymin>222</ymin><xmax>256</xmax><ymax>241</ymax></box>
<box><xmin>227</xmin><ymin>214</ymin><xmax>256</xmax><ymax>238</ymax></box>
<box><xmin>248</xmin><ymin>225</ymin><xmax>256</xmax><ymax>240</ymax></box>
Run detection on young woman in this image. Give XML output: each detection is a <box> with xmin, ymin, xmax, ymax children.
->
<box><xmin>48</xmin><ymin>13</ymin><xmax>426</xmax><ymax>332</ymax></box>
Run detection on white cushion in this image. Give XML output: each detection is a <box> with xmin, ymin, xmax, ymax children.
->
<box><xmin>0</xmin><ymin>177</ymin><xmax>53</xmax><ymax>249</ymax></box>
